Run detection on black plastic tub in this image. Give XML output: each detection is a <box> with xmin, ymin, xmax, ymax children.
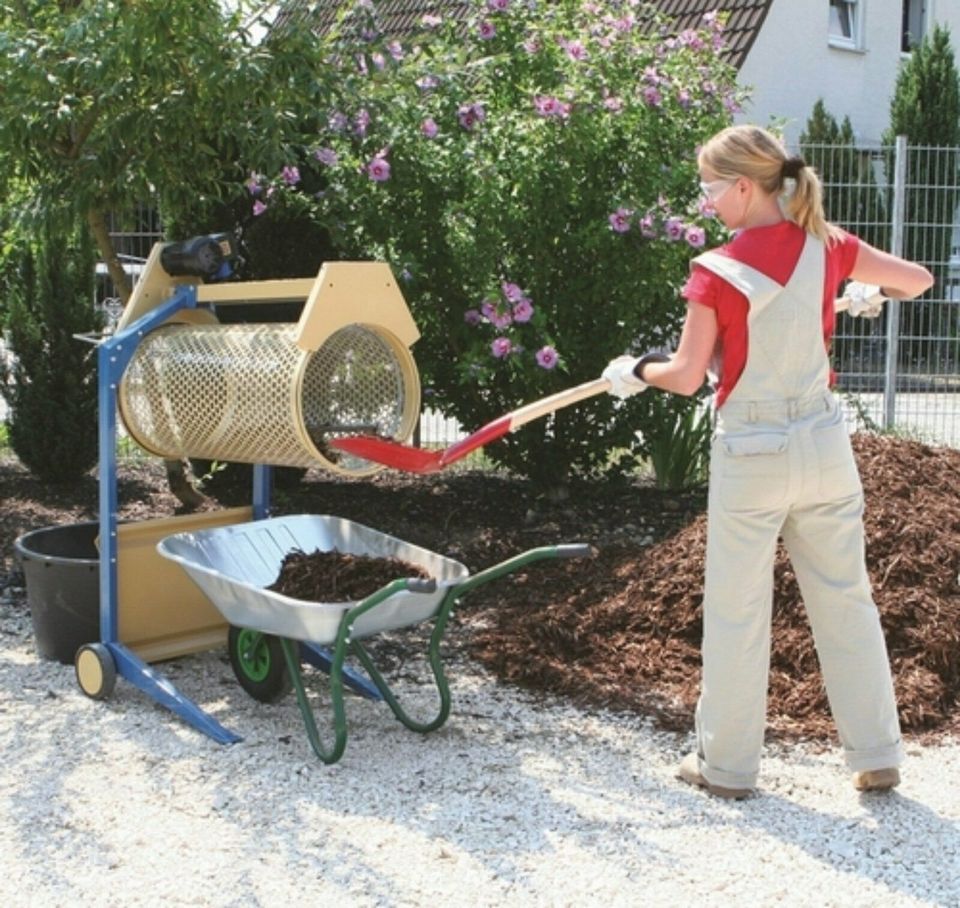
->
<box><xmin>14</xmin><ymin>521</ymin><xmax>100</xmax><ymax>664</ymax></box>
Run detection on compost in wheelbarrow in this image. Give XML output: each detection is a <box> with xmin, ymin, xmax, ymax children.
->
<box><xmin>268</xmin><ymin>548</ymin><xmax>432</xmax><ymax>603</ymax></box>
<box><xmin>158</xmin><ymin>514</ymin><xmax>591</xmax><ymax>764</ymax></box>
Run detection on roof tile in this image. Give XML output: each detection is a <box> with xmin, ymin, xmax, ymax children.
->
<box><xmin>273</xmin><ymin>0</ymin><xmax>773</xmax><ymax>68</ymax></box>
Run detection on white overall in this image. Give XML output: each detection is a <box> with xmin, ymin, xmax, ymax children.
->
<box><xmin>692</xmin><ymin>234</ymin><xmax>903</xmax><ymax>790</ymax></box>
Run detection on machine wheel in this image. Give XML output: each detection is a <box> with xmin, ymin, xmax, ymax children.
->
<box><xmin>75</xmin><ymin>643</ymin><xmax>117</xmax><ymax>700</ymax></box>
<box><xmin>228</xmin><ymin>626</ymin><xmax>293</xmax><ymax>704</ymax></box>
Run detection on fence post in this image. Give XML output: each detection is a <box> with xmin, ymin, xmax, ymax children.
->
<box><xmin>883</xmin><ymin>135</ymin><xmax>908</xmax><ymax>429</ymax></box>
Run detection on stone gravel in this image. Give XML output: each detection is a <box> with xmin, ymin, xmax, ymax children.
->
<box><xmin>2</xmin><ymin>586</ymin><xmax>959</xmax><ymax>908</ymax></box>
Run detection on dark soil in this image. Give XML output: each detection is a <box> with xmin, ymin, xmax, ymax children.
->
<box><xmin>268</xmin><ymin>549</ymin><xmax>432</xmax><ymax>602</ymax></box>
<box><xmin>2</xmin><ymin>431</ymin><xmax>958</xmax><ymax>746</ymax></box>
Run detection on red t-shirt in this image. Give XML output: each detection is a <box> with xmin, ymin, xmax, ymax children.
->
<box><xmin>682</xmin><ymin>221</ymin><xmax>860</xmax><ymax>406</ymax></box>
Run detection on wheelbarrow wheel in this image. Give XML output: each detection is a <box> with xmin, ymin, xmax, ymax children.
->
<box><xmin>75</xmin><ymin>643</ymin><xmax>117</xmax><ymax>700</ymax></box>
<box><xmin>228</xmin><ymin>626</ymin><xmax>293</xmax><ymax>704</ymax></box>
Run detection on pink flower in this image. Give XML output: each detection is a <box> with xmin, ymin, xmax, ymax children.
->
<box><xmin>458</xmin><ymin>102</ymin><xmax>485</xmax><ymax>130</ymax></box>
<box><xmin>534</xmin><ymin>95</ymin><xmax>571</xmax><ymax>118</ymax></box>
<box><xmin>535</xmin><ymin>346</ymin><xmax>558</xmax><ymax>369</ymax></box>
<box><xmin>478</xmin><ymin>20</ymin><xmax>496</xmax><ymax>39</ymax></box>
<box><xmin>639</xmin><ymin>214</ymin><xmax>657</xmax><ymax>238</ymax></box>
<box><xmin>512</xmin><ymin>298</ymin><xmax>534</xmax><ymax>323</ymax></box>
<box><xmin>491</xmin><ymin>309</ymin><xmax>513</xmax><ymax>329</ymax></box>
<box><xmin>421</xmin><ymin>118</ymin><xmax>439</xmax><ymax>138</ymax></box>
<box><xmin>678</xmin><ymin>28</ymin><xmax>705</xmax><ymax>50</ymax></box>
<box><xmin>685</xmin><ymin>225</ymin><xmax>706</xmax><ymax>248</ymax></box>
<box><xmin>642</xmin><ymin>86</ymin><xmax>662</xmax><ymax>107</ymax></box>
<box><xmin>252</xmin><ymin>200</ymin><xmax>267</xmax><ymax>217</ymax></box>
<box><xmin>464</xmin><ymin>308</ymin><xmax>482</xmax><ymax>326</ymax></box>
<box><xmin>501</xmin><ymin>281</ymin><xmax>524</xmax><ymax>303</ymax></box>
<box><xmin>664</xmin><ymin>217</ymin><xmax>685</xmax><ymax>241</ymax></box>
<box><xmin>314</xmin><ymin>147</ymin><xmax>338</xmax><ymax>166</ymax></box>
<box><xmin>480</xmin><ymin>299</ymin><xmax>498</xmax><ymax>321</ymax></box>
<box><xmin>422</xmin><ymin>14</ymin><xmax>442</xmax><ymax>28</ymax></box>
<box><xmin>608</xmin><ymin>207</ymin><xmax>633</xmax><ymax>233</ymax></box>
<box><xmin>355</xmin><ymin>108</ymin><xmax>371</xmax><ymax>137</ymax></box>
<box><xmin>281</xmin><ymin>165</ymin><xmax>300</xmax><ymax>186</ymax></box>
<box><xmin>487</xmin><ymin>0</ymin><xmax>510</xmax><ymax>10</ymax></box>
<box><xmin>245</xmin><ymin>172</ymin><xmax>263</xmax><ymax>195</ymax></box>
<box><xmin>366</xmin><ymin>156</ymin><xmax>391</xmax><ymax>182</ymax></box>
<box><xmin>562</xmin><ymin>39</ymin><xmax>588</xmax><ymax>61</ymax></box>
<box><xmin>491</xmin><ymin>337</ymin><xmax>512</xmax><ymax>358</ymax></box>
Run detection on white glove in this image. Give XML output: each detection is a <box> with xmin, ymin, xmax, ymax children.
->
<box><xmin>838</xmin><ymin>281</ymin><xmax>887</xmax><ymax>318</ymax></box>
<box><xmin>602</xmin><ymin>355</ymin><xmax>647</xmax><ymax>399</ymax></box>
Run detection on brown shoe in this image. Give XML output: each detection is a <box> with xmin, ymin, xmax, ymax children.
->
<box><xmin>853</xmin><ymin>768</ymin><xmax>900</xmax><ymax>792</ymax></box>
<box><xmin>677</xmin><ymin>753</ymin><xmax>753</xmax><ymax>800</ymax></box>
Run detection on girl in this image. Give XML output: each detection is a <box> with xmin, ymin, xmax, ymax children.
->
<box><xmin>603</xmin><ymin>124</ymin><xmax>933</xmax><ymax>799</ymax></box>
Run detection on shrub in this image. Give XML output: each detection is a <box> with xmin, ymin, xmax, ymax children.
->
<box><xmin>1</xmin><ymin>222</ymin><xmax>100</xmax><ymax>482</ymax></box>
<box><xmin>883</xmin><ymin>24</ymin><xmax>960</xmax><ymax>362</ymax></box>
<box><xmin>244</xmin><ymin>0</ymin><xmax>741</xmax><ymax>489</ymax></box>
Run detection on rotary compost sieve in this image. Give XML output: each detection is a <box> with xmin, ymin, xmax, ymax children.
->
<box><xmin>116</xmin><ymin>257</ymin><xmax>421</xmax><ymax>477</ymax></box>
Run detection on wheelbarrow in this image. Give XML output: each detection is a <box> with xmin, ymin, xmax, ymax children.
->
<box><xmin>157</xmin><ymin>514</ymin><xmax>591</xmax><ymax>764</ymax></box>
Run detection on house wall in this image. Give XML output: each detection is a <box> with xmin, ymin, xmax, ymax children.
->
<box><xmin>736</xmin><ymin>0</ymin><xmax>960</xmax><ymax>145</ymax></box>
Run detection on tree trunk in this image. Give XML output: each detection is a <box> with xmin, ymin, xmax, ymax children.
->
<box><xmin>163</xmin><ymin>458</ymin><xmax>209</xmax><ymax>511</ymax></box>
<box><xmin>86</xmin><ymin>207</ymin><xmax>132</xmax><ymax>304</ymax></box>
<box><xmin>86</xmin><ymin>206</ymin><xmax>208</xmax><ymax>511</ymax></box>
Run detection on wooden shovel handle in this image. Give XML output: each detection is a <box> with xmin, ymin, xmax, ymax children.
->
<box><xmin>507</xmin><ymin>378</ymin><xmax>612</xmax><ymax>431</ymax></box>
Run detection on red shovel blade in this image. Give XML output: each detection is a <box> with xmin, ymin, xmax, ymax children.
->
<box><xmin>330</xmin><ymin>415</ymin><xmax>513</xmax><ymax>474</ymax></box>
<box><xmin>328</xmin><ymin>435</ymin><xmax>445</xmax><ymax>473</ymax></box>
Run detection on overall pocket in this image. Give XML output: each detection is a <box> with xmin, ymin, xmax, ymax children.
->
<box><xmin>714</xmin><ymin>431</ymin><xmax>789</xmax><ymax>512</ymax></box>
<box><xmin>812</xmin><ymin>408</ymin><xmax>862</xmax><ymax>500</ymax></box>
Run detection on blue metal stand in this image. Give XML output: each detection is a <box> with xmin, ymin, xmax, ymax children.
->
<box><xmin>97</xmin><ymin>286</ymin><xmax>241</xmax><ymax>743</ymax></box>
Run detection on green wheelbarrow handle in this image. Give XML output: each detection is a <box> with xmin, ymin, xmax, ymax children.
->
<box><xmin>448</xmin><ymin>543</ymin><xmax>596</xmax><ymax>599</ymax></box>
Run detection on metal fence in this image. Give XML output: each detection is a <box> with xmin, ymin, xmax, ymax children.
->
<box><xmin>803</xmin><ymin>137</ymin><xmax>960</xmax><ymax>446</ymax></box>
<box><xmin>3</xmin><ymin>141</ymin><xmax>958</xmax><ymax>448</ymax></box>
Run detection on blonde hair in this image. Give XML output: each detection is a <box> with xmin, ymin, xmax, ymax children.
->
<box><xmin>698</xmin><ymin>125</ymin><xmax>844</xmax><ymax>245</ymax></box>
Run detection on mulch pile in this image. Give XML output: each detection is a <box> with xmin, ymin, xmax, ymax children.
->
<box><xmin>268</xmin><ymin>549</ymin><xmax>432</xmax><ymax>602</ymax></box>
<box><xmin>467</xmin><ymin>433</ymin><xmax>960</xmax><ymax>744</ymax></box>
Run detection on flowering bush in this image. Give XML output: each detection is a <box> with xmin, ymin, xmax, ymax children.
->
<box><xmin>249</xmin><ymin>0</ymin><xmax>742</xmax><ymax>487</ymax></box>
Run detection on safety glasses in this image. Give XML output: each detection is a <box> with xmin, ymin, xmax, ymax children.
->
<box><xmin>699</xmin><ymin>178</ymin><xmax>734</xmax><ymax>202</ymax></box>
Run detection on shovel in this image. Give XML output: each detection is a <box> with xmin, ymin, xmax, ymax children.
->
<box><xmin>333</xmin><ymin>287</ymin><xmax>864</xmax><ymax>474</ymax></box>
<box><xmin>329</xmin><ymin>377</ymin><xmax>611</xmax><ymax>473</ymax></box>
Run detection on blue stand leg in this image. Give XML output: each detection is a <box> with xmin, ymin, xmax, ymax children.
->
<box><xmin>107</xmin><ymin>642</ymin><xmax>241</xmax><ymax>744</ymax></box>
<box><xmin>300</xmin><ymin>643</ymin><xmax>382</xmax><ymax>701</ymax></box>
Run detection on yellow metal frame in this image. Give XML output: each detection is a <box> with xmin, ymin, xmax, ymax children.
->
<box><xmin>112</xmin><ymin>507</ymin><xmax>254</xmax><ymax>662</ymax></box>
<box><xmin>115</xmin><ymin>245</ymin><xmax>420</xmax><ymax>352</ymax></box>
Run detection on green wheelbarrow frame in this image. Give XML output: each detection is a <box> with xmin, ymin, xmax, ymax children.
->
<box><xmin>278</xmin><ymin>543</ymin><xmax>593</xmax><ymax>764</ymax></box>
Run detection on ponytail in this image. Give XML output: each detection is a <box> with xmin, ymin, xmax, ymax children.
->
<box><xmin>782</xmin><ymin>158</ymin><xmax>845</xmax><ymax>246</ymax></box>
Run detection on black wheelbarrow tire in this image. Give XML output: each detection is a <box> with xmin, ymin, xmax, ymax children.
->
<box><xmin>227</xmin><ymin>626</ymin><xmax>293</xmax><ymax>704</ymax></box>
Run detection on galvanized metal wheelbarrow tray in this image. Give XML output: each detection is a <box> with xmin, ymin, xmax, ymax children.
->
<box><xmin>158</xmin><ymin>514</ymin><xmax>591</xmax><ymax>764</ymax></box>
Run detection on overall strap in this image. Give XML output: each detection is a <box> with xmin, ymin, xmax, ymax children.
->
<box><xmin>692</xmin><ymin>250</ymin><xmax>784</xmax><ymax>318</ymax></box>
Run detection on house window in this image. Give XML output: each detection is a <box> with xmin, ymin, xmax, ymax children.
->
<box><xmin>902</xmin><ymin>0</ymin><xmax>925</xmax><ymax>52</ymax></box>
<box><xmin>829</xmin><ymin>0</ymin><xmax>862</xmax><ymax>49</ymax></box>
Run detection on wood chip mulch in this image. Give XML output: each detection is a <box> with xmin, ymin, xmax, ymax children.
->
<box><xmin>466</xmin><ymin>433</ymin><xmax>960</xmax><ymax>745</ymax></box>
<box><xmin>268</xmin><ymin>549</ymin><xmax>432</xmax><ymax>602</ymax></box>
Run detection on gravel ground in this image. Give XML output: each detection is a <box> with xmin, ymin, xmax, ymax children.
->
<box><xmin>2</xmin><ymin>587</ymin><xmax>959</xmax><ymax>908</ymax></box>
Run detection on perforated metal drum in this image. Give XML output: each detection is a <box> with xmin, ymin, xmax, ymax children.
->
<box><xmin>119</xmin><ymin>322</ymin><xmax>420</xmax><ymax>476</ymax></box>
